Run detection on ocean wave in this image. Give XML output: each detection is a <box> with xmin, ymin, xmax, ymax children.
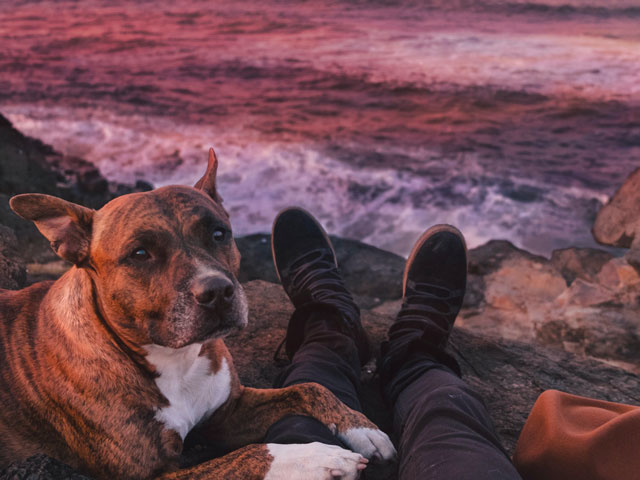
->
<box><xmin>2</xmin><ymin>105</ymin><xmax>621</xmax><ymax>257</ymax></box>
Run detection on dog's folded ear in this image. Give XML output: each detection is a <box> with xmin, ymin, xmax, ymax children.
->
<box><xmin>194</xmin><ymin>148</ymin><xmax>222</xmax><ymax>203</ymax></box>
<box><xmin>9</xmin><ymin>194</ymin><xmax>94</xmax><ymax>266</ymax></box>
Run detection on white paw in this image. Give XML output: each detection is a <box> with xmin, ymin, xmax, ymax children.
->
<box><xmin>338</xmin><ymin>427</ymin><xmax>397</xmax><ymax>462</ymax></box>
<box><xmin>265</xmin><ymin>442</ymin><xmax>367</xmax><ymax>480</ymax></box>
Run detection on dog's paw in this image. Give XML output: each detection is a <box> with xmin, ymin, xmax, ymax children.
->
<box><xmin>265</xmin><ymin>442</ymin><xmax>367</xmax><ymax>480</ymax></box>
<box><xmin>338</xmin><ymin>427</ymin><xmax>397</xmax><ymax>462</ymax></box>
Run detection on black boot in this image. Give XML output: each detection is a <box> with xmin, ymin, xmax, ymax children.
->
<box><xmin>380</xmin><ymin>224</ymin><xmax>467</xmax><ymax>383</ymax></box>
<box><xmin>271</xmin><ymin>207</ymin><xmax>370</xmax><ymax>364</ymax></box>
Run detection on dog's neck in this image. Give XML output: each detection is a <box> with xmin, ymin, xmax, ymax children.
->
<box><xmin>43</xmin><ymin>267</ymin><xmax>152</xmax><ymax>373</ymax></box>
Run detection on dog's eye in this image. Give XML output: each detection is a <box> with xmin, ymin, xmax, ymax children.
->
<box><xmin>130</xmin><ymin>248</ymin><xmax>151</xmax><ymax>261</ymax></box>
<box><xmin>212</xmin><ymin>228</ymin><xmax>227</xmax><ymax>242</ymax></box>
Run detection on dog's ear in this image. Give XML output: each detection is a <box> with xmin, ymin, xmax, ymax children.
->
<box><xmin>194</xmin><ymin>148</ymin><xmax>222</xmax><ymax>202</ymax></box>
<box><xmin>9</xmin><ymin>194</ymin><xmax>94</xmax><ymax>266</ymax></box>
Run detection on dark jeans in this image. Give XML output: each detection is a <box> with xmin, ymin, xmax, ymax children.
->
<box><xmin>264</xmin><ymin>311</ymin><xmax>522</xmax><ymax>480</ymax></box>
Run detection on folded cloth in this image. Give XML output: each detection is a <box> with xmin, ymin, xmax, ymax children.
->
<box><xmin>514</xmin><ymin>389</ymin><xmax>640</xmax><ymax>480</ymax></box>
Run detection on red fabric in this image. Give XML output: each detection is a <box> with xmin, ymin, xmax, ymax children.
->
<box><xmin>514</xmin><ymin>389</ymin><xmax>640</xmax><ymax>480</ymax></box>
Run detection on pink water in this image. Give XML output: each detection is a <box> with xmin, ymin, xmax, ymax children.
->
<box><xmin>1</xmin><ymin>0</ymin><xmax>639</xmax><ymax>254</ymax></box>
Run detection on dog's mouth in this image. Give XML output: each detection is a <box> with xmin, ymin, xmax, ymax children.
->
<box><xmin>198</xmin><ymin>317</ymin><xmax>242</xmax><ymax>342</ymax></box>
<box><xmin>159</xmin><ymin>283</ymin><xmax>248</xmax><ymax>348</ymax></box>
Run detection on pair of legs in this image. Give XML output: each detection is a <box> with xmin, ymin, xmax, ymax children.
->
<box><xmin>263</xmin><ymin>208</ymin><xmax>522</xmax><ymax>479</ymax></box>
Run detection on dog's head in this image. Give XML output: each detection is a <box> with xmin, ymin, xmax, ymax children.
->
<box><xmin>10</xmin><ymin>149</ymin><xmax>248</xmax><ymax>349</ymax></box>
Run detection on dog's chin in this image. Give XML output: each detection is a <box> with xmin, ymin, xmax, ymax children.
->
<box><xmin>158</xmin><ymin>314</ymin><xmax>245</xmax><ymax>349</ymax></box>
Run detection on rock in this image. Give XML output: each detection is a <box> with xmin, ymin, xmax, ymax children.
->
<box><xmin>535</xmin><ymin>305</ymin><xmax>640</xmax><ymax>371</ymax></box>
<box><xmin>0</xmin><ymin>113</ymin><xmax>152</xmax><ymax>264</ymax></box>
<box><xmin>0</xmin><ymin>225</ymin><xmax>26</xmax><ymax>290</ymax></box>
<box><xmin>236</xmin><ymin>233</ymin><xmax>404</xmax><ymax>308</ymax></box>
<box><xmin>626</xmin><ymin>248</ymin><xmax>640</xmax><ymax>274</ymax></box>
<box><xmin>550</xmin><ymin>247</ymin><xmax>614</xmax><ymax>285</ymax></box>
<box><xmin>484</xmin><ymin>256</ymin><xmax>566</xmax><ymax>312</ymax></box>
<box><xmin>459</xmin><ymin>241</ymin><xmax>566</xmax><ymax>341</ymax></box>
<box><xmin>464</xmin><ymin>240</ymin><xmax>549</xmax><ymax>311</ymax></box>
<box><xmin>0</xmin><ymin>454</ymin><xmax>91</xmax><ymax>480</ymax></box>
<box><xmin>593</xmin><ymin>167</ymin><xmax>640</xmax><ymax>248</ymax></box>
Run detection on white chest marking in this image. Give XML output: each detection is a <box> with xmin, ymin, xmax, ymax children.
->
<box><xmin>144</xmin><ymin>343</ymin><xmax>231</xmax><ymax>440</ymax></box>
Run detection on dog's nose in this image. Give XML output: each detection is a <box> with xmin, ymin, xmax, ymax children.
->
<box><xmin>192</xmin><ymin>276</ymin><xmax>235</xmax><ymax>309</ymax></box>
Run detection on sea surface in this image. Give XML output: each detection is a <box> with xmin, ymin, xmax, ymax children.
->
<box><xmin>1</xmin><ymin>0</ymin><xmax>639</xmax><ymax>256</ymax></box>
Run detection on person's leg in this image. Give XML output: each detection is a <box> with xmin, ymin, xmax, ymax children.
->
<box><xmin>264</xmin><ymin>208</ymin><xmax>370</xmax><ymax>446</ymax></box>
<box><xmin>380</xmin><ymin>225</ymin><xmax>522</xmax><ymax>480</ymax></box>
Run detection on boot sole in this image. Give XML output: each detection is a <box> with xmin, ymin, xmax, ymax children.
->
<box><xmin>402</xmin><ymin>224</ymin><xmax>468</xmax><ymax>297</ymax></box>
<box><xmin>271</xmin><ymin>206</ymin><xmax>338</xmax><ymax>285</ymax></box>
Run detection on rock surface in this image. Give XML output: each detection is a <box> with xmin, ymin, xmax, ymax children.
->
<box><xmin>237</xmin><ymin>233</ymin><xmax>404</xmax><ymax>309</ymax></box>
<box><xmin>0</xmin><ymin>113</ymin><xmax>151</xmax><ymax>265</ymax></box>
<box><xmin>593</xmin><ymin>167</ymin><xmax>640</xmax><ymax>249</ymax></box>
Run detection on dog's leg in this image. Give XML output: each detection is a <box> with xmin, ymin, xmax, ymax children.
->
<box><xmin>156</xmin><ymin>442</ymin><xmax>367</xmax><ymax>480</ymax></box>
<box><xmin>201</xmin><ymin>383</ymin><xmax>396</xmax><ymax>461</ymax></box>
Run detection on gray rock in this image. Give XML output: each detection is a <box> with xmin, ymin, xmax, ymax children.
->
<box><xmin>0</xmin><ymin>454</ymin><xmax>91</xmax><ymax>480</ymax></box>
<box><xmin>0</xmin><ymin>225</ymin><xmax>26</xmax><ymax>290</ymax></box>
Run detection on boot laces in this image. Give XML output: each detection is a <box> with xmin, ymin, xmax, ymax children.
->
<box><xmin>396</xmin><ymin>280</ymin><xmax>464</xmax><ymax>329</ymax></box>
<box><xmin>287</xmin><ymin>249</ymin><xmax>354</xmax><ymax>310</ymax></box>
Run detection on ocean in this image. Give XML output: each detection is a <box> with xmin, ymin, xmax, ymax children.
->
<box><xmin>1</xmin><ymin>0</ymin><xmax>639</xmax><ymax>256</ymax></box>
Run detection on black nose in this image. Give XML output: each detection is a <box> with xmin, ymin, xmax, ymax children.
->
<box><xmin>192</xmin><ymin>276</ymin><xmax>235</xmax><ymax>310</ymax></box>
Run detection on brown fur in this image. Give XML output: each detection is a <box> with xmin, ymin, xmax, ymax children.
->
<box><xmin>0</xmin><ymin>149</ymin><xmax>379</xmax><ymax>479</ymax></box>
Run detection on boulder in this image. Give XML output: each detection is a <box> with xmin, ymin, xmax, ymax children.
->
<box><xmin>464</xmin><ymin>240</ymin><xmax>549</xmax><ymax>311</ymax></box>
<box><xmin>237</xmin><ymin>233</ymin><xmax>404</xmax><ymax>309</ymax></box>
<box><xmin>550</xmin><ymin>247</ymin><xmax>614</xmax><ymax>285</ymax></box>
<box><xmin>593</xmin><ymin>167</ymin><xmax>640</xmax><ymax>248</ymax></box>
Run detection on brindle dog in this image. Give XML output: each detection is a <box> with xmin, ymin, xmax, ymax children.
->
<box><xmin>0</xmin><ymin>149</ymin><xmax>395</xmax><ymax>479</ymax></box>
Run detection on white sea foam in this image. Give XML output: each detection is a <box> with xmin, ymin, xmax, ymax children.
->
<box><xmin>3</xmin><ymin>105</ymin><xmax>613</xmax><ymax>256</ymax></box>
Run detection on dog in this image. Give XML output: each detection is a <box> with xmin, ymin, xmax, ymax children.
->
<box><xmin>0</xmin><ymin>149</ymin><xmax>396</xmax><ymax>479</ymax></box>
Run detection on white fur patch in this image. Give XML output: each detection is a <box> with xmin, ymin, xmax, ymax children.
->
<box><xmin>338</xmin><ymin>427</ymin><xmax>397</xmax><ymax>461</ymax></box>
<box><xmin>144</xmin><ymin>343</ymin><xmax>231</xmax><ymax>439</ymax></box>
<box><xmin>265</xmin><ymin>442</ymin><xmax>365</xmax><ymax>480</ymax></box>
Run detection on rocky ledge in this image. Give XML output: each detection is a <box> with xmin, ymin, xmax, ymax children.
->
<box><xmin>1</xmin><ymin>115</ymin><xmax>639</xmax><ymax>479</ymax></box>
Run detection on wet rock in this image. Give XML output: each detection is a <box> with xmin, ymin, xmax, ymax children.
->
<box><xmin>593</xmin><ymin>167</ymin><xmax>640</xmax><ymax>248</ymax></box>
